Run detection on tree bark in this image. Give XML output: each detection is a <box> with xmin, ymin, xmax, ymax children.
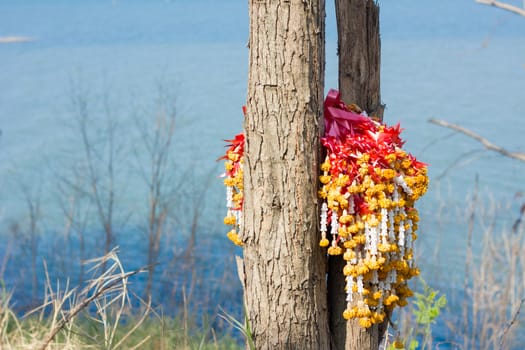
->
<box><xmin>335</xmin><ymin>0</ymin><xmax>383</xmax><ymax>116</ymax></box>
<box><xmin>242</xmin><ymin>0</ymin><xmax>329</xmax><ymax>349</ymax></box>
<box><xmin>330</xmin><ymin>1</ymin><xmax>384</xmax><ymax>349</ymax></box>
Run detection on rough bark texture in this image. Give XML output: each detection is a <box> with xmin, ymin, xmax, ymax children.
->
<box><xmin>335</xmin><ymin>0</ymin><xmax>383</xmax><ymax>116</ymax></box>
<box><xmin>242</xmin><ymin>0</ymin><xmax>329</xmax><ymax>349</ymax></box>
<box><xmin>329</xmin><ymin>1</ymin><xmax>384</xmax><ymax>350</ymax></box>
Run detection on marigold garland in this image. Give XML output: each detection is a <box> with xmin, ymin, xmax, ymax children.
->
<box><xmin>220</xmin><ymin>133</ymin><xmax>244</xmax><ymax>246</ymax></box>
<box><xmin>320</xmin><ymin>89</ymin><xmax>428</xmax><ymax>327</ymax></box>
<box><xmin>220</xmin><ymin>91</ymin><xmax>429</xmax><ymax>328</ymax></box>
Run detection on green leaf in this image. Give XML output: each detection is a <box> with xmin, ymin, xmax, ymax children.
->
<box><xmin>409</xmin><ymin>339</ymin><xmax>419</xmax><ymax>350</ymax></box>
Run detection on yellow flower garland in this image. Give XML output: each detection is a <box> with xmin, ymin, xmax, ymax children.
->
<box><xmin>221</xmin><ymin>92</ymin><xmax>429</xmax><ymax>328</ymax></box>
<box><xmin>221</xmin><ymin>134</ymin><xmax>244</xmax><ymax>246</ymax></box>
<box><xmin>319</xmin><ymin>94</ymin><xmax>428</xmax><ymax>327</ymax></box>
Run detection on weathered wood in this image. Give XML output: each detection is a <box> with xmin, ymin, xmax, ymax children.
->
<box><xmin>330</xmin><ymin>1</ymin><xmax>384</xmax><ymax>349</ymax></box>
<box><xmin>335</xmin><ymin>0</ymin><xmax>383</xmax><ymax>117</ymax></box>
<box><xmin>242</xmin><ymin>0</ymin><xmax>330</xmax><ymax>349</ymax></box>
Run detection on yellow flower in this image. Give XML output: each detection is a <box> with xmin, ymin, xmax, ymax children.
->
<box><xmin>227</xmin><ymin>152</ymin><xmax>239</xmax><ymax>162</ymax></box>
<box><xmin>223</xmin><ymin>178</ymin><xmax>236</xmax><ymax>186</ymax></box>
<box><xmin>348</xmin><ymin>184</ymin><xmax>360</xmax><ymax>194</ymax></box>
<box><xmin>393</xmin><ymin>340</ymin><xmax>405</xmax><ymax>349</ymax></box>
<box><xmin>397</xmin><ymin>286</ymin><xmax>414</xmax><ymax>298</ymax></box>
<box><xmin>378</xmin><ymin>198</ymin><xmax>392</xmax><ymax>209</ymax></box>
<box><xmin>385</xmin><ymin>153</ymin><xmax>397</xmax><ymax>163</ymax></box>
<box><xmin>356</xmin><ymin>304</ymin><xmax>372</xmax><ymax>317</ymax></box>
<box><xmin>223</xmin><ymin>216</ymin><xmax>236</xmax><ymax>225</ymax></box>
<box><xmin>321</xmin><ymin>161</ymin><xmax>331</xmax><ymax>172</ymax></box>
<box><xmin>339</xmin><ymin>214</ymin><xmax>353</xmax><ymax>224</ymax></box>
<box><xmin>410</xmin><ymin>267</ymin><xmax>420</xmax><ymax>277</ymax></box>
<box><xmin>343</xmin><ymin>249</ymin><xmax>356</xmax><ymax>261</ymax></box>
<box><xmin>364</xmin><ymin>298</ymin><xmax>379</xmax><ymax>307</ymax></box>
<box><xmin>343</xmin><ymin>264</ymin><xmax>356</xmax><ymax>277</ymax></box>
<box><xmin>394</xmin><ymin>260</ymin><xmax>409</xmax><ymax>273</ymax></box>
<box><xmin>382</xmin><ymin>168</ymin><xmax>396</xmax><ymax>179</ymax></box>
<box><xmin>233</xmin><ymin>193</ymin><xmax>243</xmax><ymax>203</ymax></box>
<box><xmin>319</xmin><ymin>238</ymin><xmax>330</xmax><ymax>247</ymax></box>
<box><xmin>338</xmin><ymin>226</ymin><xmax>349</xmax><ymax>238</ymax></box>
<box><xmin>397</xmin><ymin>298</ymin><xmax>409</xmax><ymax>307</ymax></box>
<box><xmin>404</xmin><ymin>250</ymin><xmax>414</xmax><ymax>261</ymax></box>
<box><xmin>347</xmin><ymin>224</ymin><xmax>359</xmax><ymax>234</ymax></box>
<box><xmin>372</xmin><ymin>311</ymin><xmax>385</xmax><ymax>323</ymax></box>
<box><xmin>358</xmin><ymin>317</ymin><xmax>373</xmax><ymax>328</ymax></box>
<box><xmin>342</xmin><ymin>308</ymin><xmax>355</xmax><ymax>320</ymax></box>
<box><xmin>401</xmin><ymin>159</ymin><xmax>412</xmax><ymax>169</ymax></box>
<box><xmin>327</xmin><ymin>246</ymin><xmax>343</xmax><ymax>256</ymax></box>
<box><xmin>344</xmin><ymin>239</ymin><xmax>357</xmax><ymax>249</ymax></box>
<box><xmin>384</xmin><ymin>294</ymin><xmax>399</xmax><ymax>306</ymax></box>
<box><xmin>364</xmin><ymin>257</ymin><xmax>380</xmax><ymax>270</ymax></box>
<box><xmin>367</xmin><ymin>215</ymin><xmax>379</xmax><ymax>227</ymax></box>
<box><xmin>356</xmin><ymin>264</ymin><xmax>370</xmax><ymax>275</ymax></box>
<box><xmin>407</xmin><ymin>209</ymin><xmax>420</xmax><ymax>222</ymax></box>
<box><xmin>224</xmin><ymin>161</ymin><xmax>234</xmax><ymax>171</ymax></box>
<box><xmin>335</xmin><ymin>174</ymin><xmax>350</xmax><ymax>187</ymax></box>
<box><xmin>227</xmin><ymin>230</ymin><xmax>243</xmax><ymax>246</ymax></box>
<box><xmin>337</xmin><ymin>195</ymin><xmax>349</xmax><ymax>209</ymax></box>
<box><xmin>353</xmin><ymin>234</ymin><xmax>366</xmax><ymax>245</ymax></box>
<box><xmin>320</xmin><ymin>175</ymin><xmax>331</xmax><ymax>184</ymax></box>
<box><xmin>378</xmin><ymin>243</ymin><xmax>392</xmax><ymax>253</ymax></box>
<box><xmin>360</xmin><ymin>154</ymin><xmax>370</xmax><ymax>163</ymax></box>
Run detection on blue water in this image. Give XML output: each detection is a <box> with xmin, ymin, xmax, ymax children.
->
<box><xmin>1</xmin><ymin>0</ymin><xmax>525</xmax><ymax>347</ymax></box>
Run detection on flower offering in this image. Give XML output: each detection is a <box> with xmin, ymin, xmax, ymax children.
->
<box><xmin>320</xmin><ymin>89</ymin><xmax>428</xmax><ymax>327</ymax></box>
<box><xmin>220</xmin><ymin>132</ymin><xmax>244</xmax><ymax>246</ymax></box>
<box><xmin>221</xmin><ymin>90</ymin><xmax>429</xmax><ymax>327</ymax></box>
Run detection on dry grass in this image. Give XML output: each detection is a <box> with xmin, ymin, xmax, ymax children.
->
<box><xmin>392</xmin><ymin>188</ymin><xmax>525</xmax><ymax>350</ymax></box>
<box><xmin>0</xmin><ymin>249</ymin><xmax>149</xmax><ymax>350</ymax></box>
<box><xmin>0</xmin><ymin>248</ymin><xmax>241</xmax><ymax>350</ymax></box>
<box><xmin>454</xmin><ymin>194</ymin><xmax>525</xmax><ymax>350</ymax></box>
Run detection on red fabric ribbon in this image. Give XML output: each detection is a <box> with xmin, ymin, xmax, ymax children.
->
<box><xmin>324</xmin><ymin>89</ymin><xmax>374</xmax><ymax>140</ymax></box>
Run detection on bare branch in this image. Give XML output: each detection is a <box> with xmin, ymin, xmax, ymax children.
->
<box><xmin>476</xmin><ymin>0</ymin><xmax>525</xmax><ymax>17</ymax></box>
<box><xmin>429</xmin><ymin>118</ymin><xmax>525</xmax><ymax>163</ymax></box>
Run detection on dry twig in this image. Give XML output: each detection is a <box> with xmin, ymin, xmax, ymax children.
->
<box><xmin>476</xmin><ymin>0</ymin><xmax>525</xmax><ymax>16</ymax></box>
<box><xmin>429</xmin><ymin>119</ymin><xmax>525</xmax><ymax>163</ymax></box>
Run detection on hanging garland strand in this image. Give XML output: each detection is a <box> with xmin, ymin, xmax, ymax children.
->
<box><xmin>220</xmin><ymin>90</ymin><xmax>429</xmax><ymax>327</ymax></box>
<box><xmin>220</xmin><ymin>131</ymin><xmax>244</xmax><ymax>247</ymax></box>
<box><xmin>321</xmin><ymin>89</ymin><xmax>428</xmax><ymax>328</ymax></box>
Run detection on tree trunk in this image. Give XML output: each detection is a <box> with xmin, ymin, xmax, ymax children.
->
<box><xmin>336</xmin><ymin>0</ymin><xmax>383</xmax><ymax>117</ymax></box>
<box><xmin>329</xmin><ymin>1</ymin><xmax>384</xmax><ymax>349</ymax></box>
<box><xmin>242</xmin><ymin>0</ymin><xmax>329</xmax><ymax>349</ymax></box>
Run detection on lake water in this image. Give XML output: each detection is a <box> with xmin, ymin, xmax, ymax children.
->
<box><xmin>1</xmin><ymin>0</ymin><xmax>525</xmax><ymax>347</ymax></box>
